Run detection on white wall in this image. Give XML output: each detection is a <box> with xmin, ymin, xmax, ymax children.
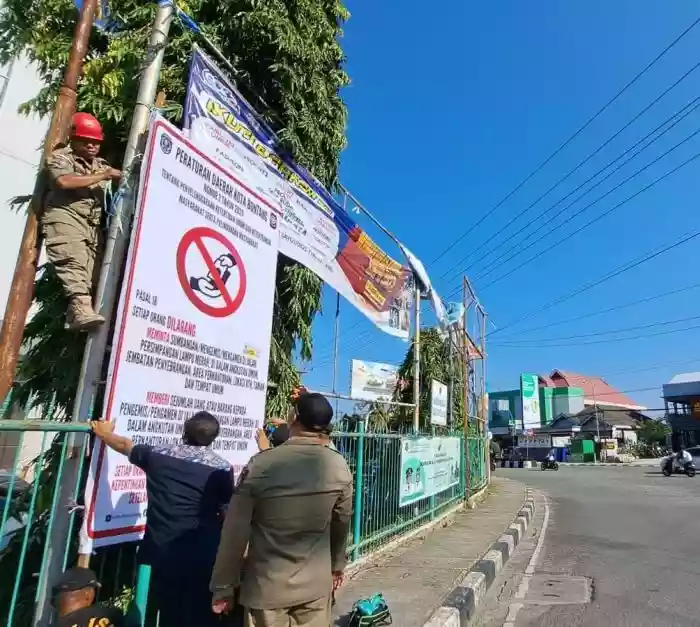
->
<box><xmin>0</xmin><ymin>56</ymin><xmax>49</xmax><ymax>314</ymax></box>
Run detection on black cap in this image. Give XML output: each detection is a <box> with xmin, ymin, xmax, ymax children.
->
<box><xmin>53</xmin><ymin>567</ymin><xmax>100</xmax><ymax>597</ymax></box>
<box><xmin>296</xmin><ymin>392</ymin><xmax>333</xmax><ymax>433</ymax></box>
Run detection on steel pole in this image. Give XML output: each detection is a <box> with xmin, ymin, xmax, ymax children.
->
<box><xmin>351</xmin><ymin>418</ymin><xmax>365</xmax><ymax>562</ymax></box>
<box><xmin>447</xmin><ymin>330</ymin><xmax>454</xmax><ymax>429</ymax></box>
<box><xmin>35</xmin><ymin>4</ymin><xmax>174</xmax><ymax>624</ymax></box>
<box><xmin>594</xmin><ymin>383</ymin><xmax>600</xmax><ymax>463</ymax></box>
<box><xmin>0</xmin><ymin>0</ymin><xmax>99</xmax><ymax>404</ymax></box>
<box><xmin>412</xmin><ymin>279</ymin><xmax>421</xmax><ymax>433</ymax></box>
<box><xmin>332</xmin><ymin>293</ymin><xmax>340</xmax><ymax>419</ymax></box>
<box><xmin>462</xmin><ymin>277</ymin><xmax>471</xmax><ymax>494</ymax></box>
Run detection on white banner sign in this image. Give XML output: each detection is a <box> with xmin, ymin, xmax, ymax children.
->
<box><xmin>520</xmin><ymin>373</ymin><xmax>540</xmax><ymax>431</ymax></box>
<box><xmin>350</xmin><ymin>360</ymin><xmax>399</xmax><ymax>402</ymax></box>
<box><xmin>517</xmin><ymin>434</ymin><xmax>551</xmax><ymax>448</ymax></box>
<box><xmin>399</xmin><ymin>437</ymin><xmax>461</xmax><ymax>506</ymax></box>
<box><xmin>83</xmin><ymin>118</ymin><xmax>280</xmax><ymax>548</ymax></box>
<box><xmin>430</xmin><ymin>380</ymin><xmax>448</xmax><ymax>426</ymax></box>
<box><xmin>184</xmin><ymin>48</ymin><xmax>413</xmax><ymax>339</ymax></box>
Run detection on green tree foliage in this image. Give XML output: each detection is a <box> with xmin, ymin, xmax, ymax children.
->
<box><xmin>0</xmin><ymin>0</ymin><xmax>350</xmax><ymax>416</ymax></box>
<box><xmin>395</xmin><ymin>327</ymin><xmax>466</xmax><ymax>431</ymax></box>
<box><xmin>637</xmin><ymin>419</ymin><xmax>671</xmax><ymax>446</ymax></box>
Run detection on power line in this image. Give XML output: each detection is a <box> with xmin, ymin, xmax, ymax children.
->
<box><xmin>437</xmin><ymin>69</ymin><xmax>700</xmax><ymax>286</ymax></box>
<box><xmin>314</xmin><ymin>276</ymin><xmax>700</xmax><ymax>374</ymax></box>
<box><xmin>314</xmin><ymin>62</ymin><xmax>700</xmax><ymax>368</ymax></box>
<box><xmin>474</xmin><ymin>143</ymin><xmax>700</xmax><ymax>289</ymax></box>
<box><xmin>315</xmin><ymin>87</ymin><xmax>700</xmax><ymax>360</ymax></box>
<box><xmin>439</xmin><ymin>144</ymin><xmax>700</xmax><ymax>305</ymax></box>
<box><xmin>492</xmin><ymin>322</ymin><xmax>700</xmax><ymax>348</ymax></box>
<box><xmin>329</xmin><ymin>89</ymin><xmax>700</xmax><ymax>351</ymax></box>
<box><xmin>451</xmin><ymin>93</ymin><xmax>700</xmax><ymax>285</ymax></box>
<box><xmin>495</xmin><ymin>281</ymin><xmax>700</xmax><ymax>339</ymax></box>
<box><xmin>592</xmin><ymin>386</ymin><xmax>660</xmax><ymax>397</ymax></box>
<box><xmin>603</xmin><ymin>357</ymin><xmax>700</xmax><ymax>378</ymax></box>
<box><xmin>427</xmin><ymin>14</ymin><xmax>700</xmax><ymax>268</ymax></box>
<box><xmin>492</xmin><ymin>314</ymin><xmax>700</xmax><ymax>344</ymax></box>
<box><xmin>487</xmin><ymin>227</ymin><xmax>700</xmax><ymax>337</ymax></box>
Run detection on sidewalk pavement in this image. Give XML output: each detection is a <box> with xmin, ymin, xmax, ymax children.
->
<box><xmin>332</xmin><ymin>478</ymin><xmax>528</xmax><ymax>627</ymax></box>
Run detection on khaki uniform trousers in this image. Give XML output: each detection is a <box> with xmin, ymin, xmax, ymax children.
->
<box><xmin>246</xmin><ymin>596</ymin><xmax>331</xmax><ymax>627</ymax></box>
<box><xmin>43</xmin><ymin>211</ymin><xmax>102</xmax><ymax>299</ymax></box>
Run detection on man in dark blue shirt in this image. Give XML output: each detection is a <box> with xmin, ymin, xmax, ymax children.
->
<box><xmin>91</xmin><ymin>411</ymin><xmax>234</xmax><ymax>627</ymax></box>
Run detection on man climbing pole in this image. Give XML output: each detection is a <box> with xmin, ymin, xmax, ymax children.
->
<box><xmin>42</xmin><ymin>112</ymin><xmax>122</xmax><ymax>331</ymax></box>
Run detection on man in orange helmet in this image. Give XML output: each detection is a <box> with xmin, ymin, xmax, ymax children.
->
<box><xmin>42</xmin><ymin>112</ymin><xmax>122</xmax><ymax>331</ymax></box>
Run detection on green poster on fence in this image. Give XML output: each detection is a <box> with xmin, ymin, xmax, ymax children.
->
<box><xmin>399</xmin><ymin>436</ymin><xmax>461</xmax><ymax>507</ymax></box>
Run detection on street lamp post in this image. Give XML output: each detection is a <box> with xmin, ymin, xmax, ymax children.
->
<box><xmin>593</xmin><ymin>382</ymin><xmax>601</xmax><ymax>464</ymax></box>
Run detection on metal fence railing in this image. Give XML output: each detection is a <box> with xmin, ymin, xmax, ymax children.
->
<box><xmin>0</xmin><ymin>418</ymin><xmax>487</xmax><ymax>626</ymax></box>
<box><xmin>331</xmin><ymin>425</ymin><xmax>488</xmax><ymax>561</ymax></box>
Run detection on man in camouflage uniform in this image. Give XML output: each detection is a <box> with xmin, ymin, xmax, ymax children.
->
<box><xmin>42</xmin><ymin>112</ymin><xmax>121</xmax><ymax>331</ymax></box>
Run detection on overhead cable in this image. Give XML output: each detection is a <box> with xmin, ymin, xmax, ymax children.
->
<box><xmin>427</xmin><ymin>14</ymin><xmax>700</xmax><ymax>268</ymax></box>
<box><xmin>494</xmin><ymin>281</ymin><xmax>700</xmax><ymax>339</ymax></box>
<box><xmin>487</xmin><ymin>228</ymin><xmax>700</xmax><ymax>337</ymax></box>
<box><xmin>475</xmin><ymin>142</ymin><xmax>700</xmax><ymax>288</ymax></box>
<box><xmin>446</xmin><ymin>93</ymin><xmax>700</xmax><ymax>285</ymax></box>
<box><xmin>492</xmin><ymin>314</ymin><xmax>700</xmax><ymax>344</ymax></box>
<box><xmin>492</xmin><ymin>322</ymin><xmax>700</xmax><ymax>348</ymax></box>
<box><xmin>437</xmin><ymin>68</ymin><xmax>700</xmax><ymax>285</ymax></box>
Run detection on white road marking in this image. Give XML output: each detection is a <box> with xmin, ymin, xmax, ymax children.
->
<box><xmin>503</xmin><ymin>496</ymin><xmax>550</xmax><ymax>627</ymax></box>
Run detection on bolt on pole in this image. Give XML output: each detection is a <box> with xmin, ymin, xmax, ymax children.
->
<box><xmin>0</xmin><ymin>0</ymin><xmax>99</xmax><ymax>404</ymax></box>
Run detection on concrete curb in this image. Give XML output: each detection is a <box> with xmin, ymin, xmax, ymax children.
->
<box><xmin>499</xmin><ymin>462</ymin><xmax>659</xmax><ymax>469</ymax></box>
<box><xmin>422</xmin><ymin>489</ymin><xmax>536</xmax><ymax>626</ymax></box>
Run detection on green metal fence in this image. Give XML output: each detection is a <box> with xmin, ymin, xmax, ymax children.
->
<box><xmin>330</xmin><ymin>424</ymin><xmax>488</xmax><ymax>561</ymax></box>
<box><xmin>0</xmin><ymin>419</ymin><xmax>487</xmax><ymax>626</ymax></box>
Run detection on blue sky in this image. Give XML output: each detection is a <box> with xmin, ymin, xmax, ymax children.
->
<box><xmin>303</xmin><ymin>0</ymin><xmax>700</xmax><ymax>413</ymax></box>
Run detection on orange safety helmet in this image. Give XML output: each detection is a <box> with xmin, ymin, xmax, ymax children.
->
<box><xmin>71</xmin><ymin>112</ymin><xmax>104</xmax><ymax>142</ymax></box>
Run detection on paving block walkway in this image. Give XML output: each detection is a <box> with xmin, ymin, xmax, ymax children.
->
<box><xmin>332</xmin><ymin>478</ymin><xmax>527</xmax><ymax>627</ymax></box>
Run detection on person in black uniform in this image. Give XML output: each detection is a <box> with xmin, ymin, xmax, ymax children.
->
<box><xmin>54</xmin><ymin>567</ymin><xmax>123</xmax><ymax>627</ymax></box>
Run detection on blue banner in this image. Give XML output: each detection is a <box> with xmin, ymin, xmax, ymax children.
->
<box><xmin>183</xmin><ymin>48</ymin><xmax>413</xmax><ymax>339</ymax></box>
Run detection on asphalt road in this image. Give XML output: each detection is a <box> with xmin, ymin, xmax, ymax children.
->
<box><xmin>476</xmin><ymin>466</ymin><xmax>700</xmax><ymax>627</ymax></box>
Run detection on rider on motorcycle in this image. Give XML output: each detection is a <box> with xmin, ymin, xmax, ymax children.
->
<box><xmin>676</xmin><ymin>446</ymin><xmax>692</xmax><ymax>467</ymax></box>
<box><xmin>547</xmin><ymin>448</ymin><xmax>556</xmax><ymax>463</ymax></box>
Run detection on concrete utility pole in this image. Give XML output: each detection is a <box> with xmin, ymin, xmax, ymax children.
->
<box><xmin>35</xmin><ymin>3</ymin><xmax>174</xmax><ymax>625</ymax></box>
<box><xmin>0</xmin><ymin>0</ymin><xmax>99</xmax><ymax>403</ymax></box>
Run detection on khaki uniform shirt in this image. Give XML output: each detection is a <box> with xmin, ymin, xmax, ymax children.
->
<box><xmin>211</xmin><ymin>437</ymin><xmax>353</xmax><ymax>610</ymax></box>
<box><xmin>43</xmin><ymin>146</ymin><xmax>110</xmax><ymax>229</ymax></box>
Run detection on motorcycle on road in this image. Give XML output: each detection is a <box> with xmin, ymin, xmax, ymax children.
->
<box><xmin>660</xmin><ymin>455</ymin><xmax>696</xmax><ymax>477</ymax></box>
<box><xmin>541</xmin><ymin>458</ymin><xmax>559</xmax><ymax>471</ymax></box>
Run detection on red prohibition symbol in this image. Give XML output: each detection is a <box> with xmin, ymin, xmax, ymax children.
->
<box><xmin>176</xmin><ymin>226</ymin><xmax>247</xmax><ymax>318</ymax></box>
